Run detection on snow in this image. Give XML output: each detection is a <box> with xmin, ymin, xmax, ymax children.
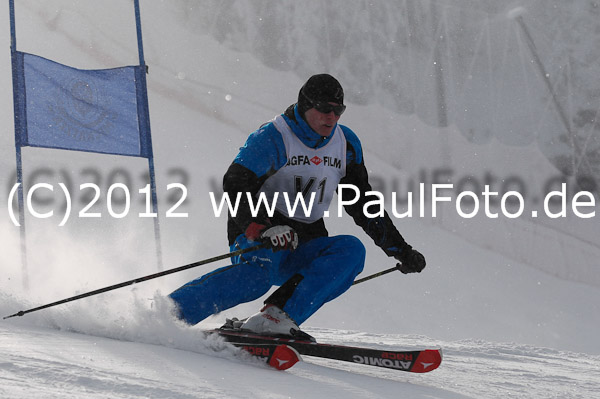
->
<box><xmin>506</xmin><ymin>7</ymin><xmax>527</xmax><ymax>20</ymax></box>
<box><xmin>1</xmin><ymin>1</ymin><xmax>599</xmax><ymax>398</ymax></box>
<box><xmin>2</xmin><ymin>299</ymin><xmax>599</xmax><ymax>398</ymax></box>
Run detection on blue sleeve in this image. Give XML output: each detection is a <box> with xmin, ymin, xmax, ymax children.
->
<box><xmin>233</xmin><ymin>122</ymin><xmax>287</xmax><ymax>178</ymax></box>
<box><xmin>339</xmin><ymin>125</ymin><xmax>363</xmax><ymax>165</ymax></box>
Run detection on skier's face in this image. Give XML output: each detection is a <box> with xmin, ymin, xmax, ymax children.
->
<box><xmin>305</xmin><ymin>104</ymin><xmax>341</xmax><ymax>137</ymax></box>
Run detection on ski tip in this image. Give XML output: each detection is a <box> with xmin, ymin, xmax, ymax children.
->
<box><xmin>411</xmin><ymin>349</ymin><xmax>442</xmax><ymax>373</ymax></box>
<box><xmin>268</xmin><ymin>344</ymin><xmax>301</xmax><ymax>371</ymax></box>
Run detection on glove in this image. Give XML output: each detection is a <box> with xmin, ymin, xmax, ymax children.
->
<box><xmin>394</xmin><ymin>245</ymin><xmax>426</xmax><ymax>274</ymax></box>
<box><xmin>261</xmin><ymin>226</ymin><xmax>298</xmax><ymax>252</ymax></box>
<box><xmin>245</xmin><ymin>222</ymin><xmax>298</xmax><ymax>252</ymax></box>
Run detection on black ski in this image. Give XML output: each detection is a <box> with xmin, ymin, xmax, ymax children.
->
<box><xmin>209</xmin><ymin>329</ymin><xmax>442</xmax><ymax>373</ymax></box>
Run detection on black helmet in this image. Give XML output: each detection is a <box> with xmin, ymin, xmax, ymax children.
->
<box><xmin>297</xmin><ymin>74</ymin><xmax>344</xmax><ymax>117</ymax></box>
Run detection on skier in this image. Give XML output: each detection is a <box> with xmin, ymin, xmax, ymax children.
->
<box><xmin>169</xmin><ymin>74</ymin><xmax>426</xmax><ymax>340</ymax></box>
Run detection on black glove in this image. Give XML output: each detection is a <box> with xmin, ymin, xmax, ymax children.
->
<box><xmin>367</xmin><ymin>218</ymin><xmax>425</xmax><ymax>273</ymax></box>
<box><xmin>394</xmin><ymin>245</ymin><xmax>426</xmax><ymax>274</ymax></box>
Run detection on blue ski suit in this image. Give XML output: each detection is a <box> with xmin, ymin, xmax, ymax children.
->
<box><xmin>170</xmin><ymin>104</ymin><xmax>410</xmax><ymax>325</ymax></box>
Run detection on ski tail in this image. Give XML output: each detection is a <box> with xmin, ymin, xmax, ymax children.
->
<box><xmin>233</xmin><ymin>342</ymin><xmax>301</xmax><ymax>371</ymax></box>
<box><xmin>268</xmin><ymin>344</ymin><xmax>301</xmax><ymax>370</ymax></box>
<box><xmin>410</xmin><ymin>348</ymin><xmax>443</xmax><ymax>373</ymax></box>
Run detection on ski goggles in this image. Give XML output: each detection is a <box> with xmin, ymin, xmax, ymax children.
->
<box><xmin>302</xmin><ymin>92</ymin><xmax>346</xmax><ymax>116</ymax></box>
<box><xmin>312</xmin><ymin>101</ymin><xmax>346</xmax><ymax>116</ymax></box>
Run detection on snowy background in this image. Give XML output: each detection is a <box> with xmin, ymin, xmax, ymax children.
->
<box><xmin>0</xmin><ymin>1</ymin><xmax>599</xmax><ymax>398</ymax></box>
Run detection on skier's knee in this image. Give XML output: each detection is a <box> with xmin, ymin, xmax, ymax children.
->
<box><xmin>336</xmin><ymin>235</ymin><xmax>366</xmax><ymax>275</ymax></box>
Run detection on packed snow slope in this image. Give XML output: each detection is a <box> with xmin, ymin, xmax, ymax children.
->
<box><xmin>2</xmin><ymin>294</ymin><xmax>599</xmax><ymax>399</ymax></box>
<box><xmin>0</xmin><ymin>1</ymin><xmax>599</xmax><ymax>398</ymax></box>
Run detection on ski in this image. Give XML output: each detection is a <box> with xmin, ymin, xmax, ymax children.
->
<box><xmin>210</xmin><ymin>329</ymin><xmax>442</xmax><ymax>373</ymax></box>
<box><xmin>233</xmin><ymin>341</ymin><xmax>301</xmax><ymax>371</ymax></box>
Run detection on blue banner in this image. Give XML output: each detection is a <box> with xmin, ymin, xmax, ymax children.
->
<box><xmin>13</xmin><ymin>51</ymin><xmax>150</xmax><ymax>157</ymax></box>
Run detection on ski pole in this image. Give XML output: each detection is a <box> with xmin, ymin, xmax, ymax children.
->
<box><xmin>352</xmin><ymin>263</ymin><xmax>403</xmax><ymax>286</ymax></box>
<box><xmin>3</xmin><ymin>243</ymin><xmax>268</xmax><ymax>320</ymax></box>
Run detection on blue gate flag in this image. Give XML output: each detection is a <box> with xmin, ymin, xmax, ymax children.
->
<box><xmin>13</xmin><ymin>51</ymin><xmax>151</xmax><ymax>158</ymax></box>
